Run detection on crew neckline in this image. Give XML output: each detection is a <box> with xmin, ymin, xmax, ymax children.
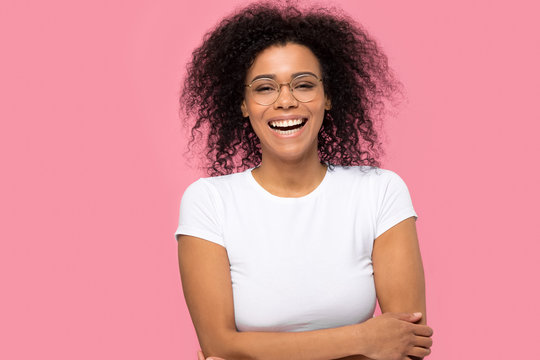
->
<box><xmin>246</xmin><ymin>166</ymin><xmax>332</xmax><ymax>201</ymax></box>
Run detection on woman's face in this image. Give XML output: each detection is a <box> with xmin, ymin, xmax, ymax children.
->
<box><xmin>241</xmin><ymin>43</ymin><xmax>331</xmax><ymax>163</ymax></box>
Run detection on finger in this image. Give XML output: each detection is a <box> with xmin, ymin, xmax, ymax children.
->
<box><xmin>197</xmin><ymin>350</ymin><xmax>205</xmax><ymax>360</ymax></box>
<box><xmin>413</xmin><ymin>324</ymin><xmax>433</xmax><ymax>337</ymax></box>
<box><xmin>393</xmin><ymin>312</ymin><xmax>423</xmax><ymax>322</ymax></box>
<box><xmin>414</xmin><ymin>335</ymin><xmax>433</xmax><ymax>349</ymax></box>
<box><xmin>408</xmin><ymin>345</ymin><xmax>431</xmax><ymax>358</ymax></box>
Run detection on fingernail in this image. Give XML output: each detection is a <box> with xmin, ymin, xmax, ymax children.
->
<box><xmin>413</xmin><ymin>312</ymin><xmax>422</xmax><ymax>317</ymax></box>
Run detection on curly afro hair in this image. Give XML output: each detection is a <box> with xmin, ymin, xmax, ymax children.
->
<box><xmin>180</xmin><ymin>0</ymin><xmax>402</xmax><ymax>176</ymax></box>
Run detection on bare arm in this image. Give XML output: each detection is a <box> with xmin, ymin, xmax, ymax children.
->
<box><xmin>179</xmin><ymin>230</ymin><xmax>432</xmax><ymax>360</ymax></box>
<box><xmin>332</xmin><ymin>217</ymin><xmax>431</xmax><ymax>360</ymax></box>
<box><xmin>178</xmin><ymin>234</ymin><xmax>366</xmax><ymax>360</ymax></box>
<box><xmin>372</xmin><ymin>217</ymin><xmax>432</xmax><ymax>357</ymax></box>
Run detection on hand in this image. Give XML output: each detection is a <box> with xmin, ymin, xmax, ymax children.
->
<box><xmin>358</xmin><ymin>312</ymin><xmax>433</xmax><ymax>360</ymax></box>
<box><xmin>197</xmin><ymin>349</ymin><xmax>227</xmax><ymax>360</ymax></box>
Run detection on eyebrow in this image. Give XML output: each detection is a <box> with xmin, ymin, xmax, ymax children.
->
<box><xmin>249</xmin><ymin>71</ymin><xmax>319</xmax><ymax>82</ymax></box>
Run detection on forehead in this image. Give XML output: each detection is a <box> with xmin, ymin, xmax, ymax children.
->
<box><xmin>246</xmin><ymin>43</ymin><xmax>322</xmax><ymax>82</ymax></box>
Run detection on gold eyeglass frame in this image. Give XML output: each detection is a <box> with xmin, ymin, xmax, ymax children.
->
<box><xmin>244</xmin><ymin>74</ymin><xmax>323</xmax><ymax>106</ymax></box>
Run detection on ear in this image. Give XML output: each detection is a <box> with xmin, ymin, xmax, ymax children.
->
<box><xmin>324</xmin><ymin>96</ymin><xmax>332</xmax><ymax>111</ymax></box>
<box><xmin>241</xmin><ymin>100</ymin><xmax>249</xmax><ymax>117</ymax></box>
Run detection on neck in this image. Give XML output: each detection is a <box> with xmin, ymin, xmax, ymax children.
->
<box><xmin>252</xmin><ymin>148</ymin><xmax>327</xmax><ymax>197</ymax></box>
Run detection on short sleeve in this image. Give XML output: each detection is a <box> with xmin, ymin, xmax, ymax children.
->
<box><xmin>174</xmin><ymin>178</ymin><xmax>225</xmax><ymax>247</ymax></box>
<box><xmin>375</xmin><ymin>171</ymin><xmax>418</xmax><ymax>238</ymax></box>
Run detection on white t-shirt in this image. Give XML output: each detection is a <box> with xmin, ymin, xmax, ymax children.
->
<box><xmin>175</xmin><ymin>165</ymin><xmax>418</xmax><ymax>332</ymax></box>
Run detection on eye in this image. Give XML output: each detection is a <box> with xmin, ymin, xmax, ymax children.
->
<box><xmin>254</xmin><ymin>84</ymin><xmax>277</xmax><ymax>93</ymax></box>
<box><xmin>251</xmin><ymin>78</ymin><xmax>278</xmax><ymax>93</ymax></box>
<box><xmin>293</xmin><ymin>82</ymin><xmax>316</xmax><ymax>91</ymax></box>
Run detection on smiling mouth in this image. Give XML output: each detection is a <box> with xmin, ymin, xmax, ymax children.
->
<box><xmin>268</xmin><ymin>118</ymin><xmax>308</xmax><ymax>132</ymax></box>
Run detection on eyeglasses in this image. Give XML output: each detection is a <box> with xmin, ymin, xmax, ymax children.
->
<box><xmin>245</xmin><ymin>74</ymin><xmax>323</xmax><ymax>106</ymax></box>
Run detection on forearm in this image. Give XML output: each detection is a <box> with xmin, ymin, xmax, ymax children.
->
<box><xmin>205</xmin><ymin>323</ymin><xmax>367</xmax><ymax>360</ymax></box>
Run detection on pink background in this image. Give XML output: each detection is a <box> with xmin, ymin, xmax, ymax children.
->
<box><xmin>1</xmin><ymin>0</ymin><xmax>539</xmax><ymax>358</ymax></box>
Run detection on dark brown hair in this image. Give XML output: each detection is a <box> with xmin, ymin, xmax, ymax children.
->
<box><xmin>180</xmin><ymin>1</ymin><xmax>402</xmax><ymax>176</ymax></box>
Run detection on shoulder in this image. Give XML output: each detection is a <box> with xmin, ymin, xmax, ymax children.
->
<box><xmin>202</xmin><ymin>170</ymin><xmax>248</xmax><ymax>187</ymax></box>
<box><xmin>328</xmin><ymin>165</ymin><xmax>403</xmax><ymax>185</ymax></box>
<box><xmin>186</xmin><ymin>169</ymin><xmax>249</xmax><ymax>191</ymax></box>
<box><xmin>182</xmin><ymin>169</ymin><xmax>253</xmax><ymax>206</ymax></box>
<box><xmin>326</xmin><ymin>166</ymin><xmax>413</xmax><ymax>204</ymax></box>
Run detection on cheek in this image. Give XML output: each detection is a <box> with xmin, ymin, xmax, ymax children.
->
<box><xmin>246</xmin><ymin>105</ymin><xmax>266</xmax><ymax>123</ymax></box>
<box><xmin>243</xmin><ymin>100</ymin><xmax>261</xmax><ymax>118</ymax></box>
<box><xmin>248</xmin><ymin>117</ymin><xmax>264</xmax><ymax>135</ymax></box>
<box><xmin>312</xmin><ymin>103</ymin><xmax>327</xmax><ymax>119</ymax></box>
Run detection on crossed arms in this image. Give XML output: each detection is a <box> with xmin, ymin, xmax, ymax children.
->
<box><xmin>178</xmin><ymin>217</ymin><xmax>433</xmax><ymax>360</ymax></box>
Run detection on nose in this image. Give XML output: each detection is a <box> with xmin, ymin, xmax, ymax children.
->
<box><xmin>273</xmin><ymin>84</ymin><xmax>298</xmax><ymax>109</ymax></box>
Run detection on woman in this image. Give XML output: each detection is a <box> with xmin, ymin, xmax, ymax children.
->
<box><xmin>176</xmin><ymin>2</ymin><xmax>433</xmax><ymax>359</ymax></box>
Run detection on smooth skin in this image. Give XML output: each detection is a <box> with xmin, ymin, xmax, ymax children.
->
<box><xmin>178</xmin><ymin>42</ymin><xmax>433</xmax><ymax>360</ymax></box>
<box><xmin>240</xmin><ymin>43</ymin><xmax>332</xmax><ymax>197</ymax></box>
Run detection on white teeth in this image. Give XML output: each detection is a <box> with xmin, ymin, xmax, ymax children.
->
<box><xmin>270</xmin><ymin>126</ymin><xmax>304</xmax><ymax>135</ymax></box>
<box><xmin>269</xmin><ymin>118</ymin><xmax>305</xmax><ymax>128</ymax></box>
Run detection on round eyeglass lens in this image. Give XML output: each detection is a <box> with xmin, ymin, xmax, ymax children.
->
<box><xmin>290</xmin><ymin>74</ymin><xmax>320</xmax><ymax>102</ymax></box>
<box><xmin>249</xmin><ymin>74</ymin><xmax>321</xmax><ymax>105</ymax></box>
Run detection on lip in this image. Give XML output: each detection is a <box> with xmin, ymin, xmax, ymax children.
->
<box><xmin>267</xmin><ymin>114</ymin><xmax>309</xmax><ymax>139</ymax></box>
<box><xmin>266</xmin><ymin>114</ymin><xmax>309</xmax><ymax>124</ymax></box>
